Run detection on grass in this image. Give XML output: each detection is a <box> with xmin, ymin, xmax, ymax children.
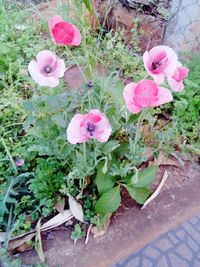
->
<box><xmin>0</xmin><ymin>1</ymin><xmax>199</xmax><ymax>263</ymax></box>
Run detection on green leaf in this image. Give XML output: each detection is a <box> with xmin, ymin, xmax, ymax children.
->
<box><xmin>102</xmin><ymin>141</ymin><xmax>120</xmax><ymax>154</ymax></box>
<box><xmin>128</xmin><ymin>114</ymin><xmax>140</xmax><ymax>124</ymax></box>
<box><xmin>95</xmin><ymin>186</ymin><xmax>121</xmax><ymax>215</ymax></box>
<box><xmin>126</xmin><ymin>186</ymin><xmax>151</xmax><ymax>204</ymax></box>
<box><xmin>132</xmin><ymin>166</ymin><xmax>158</xmax><ymax>188</ymax></box>
<box><xmin>95</xmin><ymin>161</ymin><xmax>115</xmax><ymax>195</ymax></box>
<box><xmin>83</xmin><ymin>0</ymin><xmax>92</xmax><ymax>12</ymax></box>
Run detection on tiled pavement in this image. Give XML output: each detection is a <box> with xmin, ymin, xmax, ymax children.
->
<box><xmin>114</xmin><ymin>214</ymin><xmax>200</xmax><ymax>267</ymax></box>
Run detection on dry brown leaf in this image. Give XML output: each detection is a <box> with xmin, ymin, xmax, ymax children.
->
<box><xmin>149</xmin><ymin>152</ymin><xmax>180</xmax><ymax>167</ymax></box>
<box><xmin>16</xmin><ymin>241</ymin><xmax>33</xmax><ymax>253</ymax></box>
<box><xmin>142</xmin><ymin>170</ymin><xmax>168</xmax><ymax>209</ymax></box>
<box><xmin>69</xmin><ymin>196</ymin><xmax>84</xmax><ymax>222</ymax></box>
<box><xmin>55</xmin><ymin>197</ymin><xmax>65</xmax><ymax>214</ymax></box>
<box><xmin>35</xmin><ymin>218</ymin><xmax>45</xmax><ymax>263</ymax></box>
<box><xmin>140</xmin><ymin>125</ymin><xmax>154</xmax><ymax>142</ymax></box>
<box><xmin>1</xmin><ymin>210</ymin><xmax>73</xmax><ymax>252</ymax></box>
<box><xmin>8</xmin><ymin>233</ymin><xmax>35</xmax><ymax>251</ymax></box>
<box><xmin>91</xmin><ymin>214</ymin><xmax>111</xmax><ymax>239</ymax></box>
<box><xmin>41</xmin><ymin>210</ymin><xmax>73</xmax><ymax>231</ymax></box>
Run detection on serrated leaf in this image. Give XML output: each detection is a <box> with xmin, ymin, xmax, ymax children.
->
<box><xmin>95</xmin><ymin>161</ymin><xmax>115</xmax><ymax>195</ymax></box>
<box><xmin>132</xmin><ymin>166</ymin><xmax>158</xmax><ymax>188</ymax></box>
<box><xmin>69</xmin><ymin>196</ymin><xmax>84</xmax><ymax>222</ymax></box>
<box><xmin>126</xmin><ymin>186</ymin><xmax>151</xmax><ymax>204</ymax></box>
<box><xmin>95</xmin><ymin>186</ymin><xmax>121</xmax><ymax>215</ymax></box>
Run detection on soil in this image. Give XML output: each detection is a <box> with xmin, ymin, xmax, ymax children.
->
<box><xmin>19</xmin><ymin>159</ymin><xmax>200</xmax><ymax>267</ymax></box>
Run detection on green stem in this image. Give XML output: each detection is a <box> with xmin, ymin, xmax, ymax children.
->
<box><xmin>0</xmin><ymin>137</ymin><xmax>18</xmax><ymax>174</ymax></box>
<box><xmin>133</xmin><ymin>108</ymin><xmax>147</xmax><ymax>153</ymax></box>
<box><xmin>83</xmin><ymin>142</ymin><xmax>87</xmax><ymax>167</ymax></box>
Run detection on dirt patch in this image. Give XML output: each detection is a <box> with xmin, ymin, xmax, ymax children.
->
<box><xmin>20</xmin><ymin>160</ymin><xmax>200</xmax><ymax>267</ymax></box>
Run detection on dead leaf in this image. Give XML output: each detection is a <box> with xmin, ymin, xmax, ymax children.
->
<box><xmin>1</xmin><ymin>210</ymin><xmax>73</xmax><ymax>252</ymax></box>
<box><xmin>140</xmin><ymin>125</ymin><xmax>154</xmax><ymax>142</ymax></box>
<box><xmin>149</xmin><ymin>152</ymin><xmax>180</xmax><ymax>167</ymax></box>
<box><xmin>68</xmin><ymin>196</ymin><xmax>84</xmax><ymax>222</ymax></box>
<box><xmin>55</xmin><ymin>197</ymin><xmax>65</xmax><ymax>214</ymax></box>
<box><xmin>8</xmin><ymin>233</ymin><xmax>35</xmax><ymax>251</ymax></box>
<box><xmin>35</xmin><ymin>219</ymin><xmax>45</xmax><ymax>263</ymax></box>
<box><xmin>41</xmin><ymin>210</ymin><xmax>73</xmax><ymax>231</ymax></box>
<box><xmin>16</xmin><ymin>241</ymin><xmax>33</xmax><ymax>253</ymax></box>
<box><xmin>142</xmin><ymin>170</ymin><xmax>168</xmax><ymax>209</ymax></box>
<box><xmin>91</xmin><ymin>214</ymin><xmax>111</xmax><ymax>239</ymax></box>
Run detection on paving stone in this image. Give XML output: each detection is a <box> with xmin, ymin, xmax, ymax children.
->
<box><xmin>125</xmin><ymin>257</ymin><xmax>139</xmax><ymax>267</ymax></box>
<box><xmin>143</xmin><ymin>246</ymin><xmax>160</xmax><ymax>259</ymax></box>
<box><xmin>182</xmin><ymin>222</ymin><xmax>200</xmax><ymax>244</ymax></box>
<box><xmin>189</xmin><ymin>216</ymin><xmax>199</xmax><ymax>225</ymax></box>
<box><xmin>155</xmin><ymin>257</ymin><xmax>168</xmax><ymax>267</ymax></box>
<box><xmin>175</xmin><ymin>244</ymin><xmax>193</xmax><ymax>261</ymax></box>
<box><xmin>176</xmin><ymin>229</ymin><xmax>186</xmax><ymax>240</ymax></box>
<box><xmin>155</xmin><ymin>237</ymin><xmax>173</xmax><ymax>252</ymax></box>
<box><xmin>141</xmin><ymin>257</ymin><xmax>153</xmax><ymax>267</ymax></box>
<box><xmin>187</xmin><ymin>236</ymin><xmax>199</xmax><ymax>252</ymax></box>
<box><xmin>194</xmin><ymin>259</ymin><xmax>200</xmax><ymax>267</ymax></box>
<box><xmin>168</xmin><ymin>253</ymin><xmax>189</xmax><ymax>267</ymax></box>
<box><xmin>167</xmin><ymin>232</ymin><xmax>179</xmax><ymax>245</ymax></box>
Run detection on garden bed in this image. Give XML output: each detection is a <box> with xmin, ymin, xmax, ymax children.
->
<box><xmin>0</xmin><ymin>1</ymin><xmax>200</xmax><ymax>267</ymax></box>
<box><xmin>19</xmin><ymin>161</ymin><xmax>200</xmax><ymax>267</ymax></box>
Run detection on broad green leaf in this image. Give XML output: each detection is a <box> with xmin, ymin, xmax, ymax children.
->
<box><xmin>95</xmin><ymin>186</ymin><xmax>121</xmax><ymax>215</ymax></box>
<box><xmin>95</xmin><ymin>161</ymin><xmax>115</xmax><ymax>195</ymax></box>
<box><xmin>126</xmin><ymin>186</ymin><xmax>151</xmax><ymax>204</ymax></box>
<box><xmin>132</xmin><ymin>166</ymin><xmax>158</xmax><ymax>188</ymax></box>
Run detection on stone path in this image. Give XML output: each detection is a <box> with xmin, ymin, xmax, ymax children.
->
<box><xmin>113</xmin><ymin>214</ymin><xmax>200</xmax><ymax>267</ymax></box>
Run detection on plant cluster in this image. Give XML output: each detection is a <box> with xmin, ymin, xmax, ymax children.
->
<box><xmin>0</xmin><ymin>1</ymin><xmax>198</xmax><ymax>250</ymax></box>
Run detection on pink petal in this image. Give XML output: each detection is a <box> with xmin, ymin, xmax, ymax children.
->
<box><xmin>123</xmin><ymin>83</ymin><xmax>143</xmax><ymax>114</ymax></box>
<box><xmin>168</xmin><ymin>77</ymin><xmax>184</xmax><ymax>92</ymax></box>
<box><xmin>177</xmin><ymin>67</ymin><xmax>189</xmax><ymax>81</ymax></box>
<box><xmin>67</xmin><ymin>114</ymin><xmax>89</xmax><ymax>144</ymax></box>
<box><xmin>152</xmin><ymin>86</ymin><xmax>173</xmax><ymax>107</ymax></box>
<box><xmin>143</xmin><ymin>46</ymin><xmax>178</xmax><ymax>84</ymax></box>
<box><xmin>92</xmin><ymin>110</ymin><xmax>112</xmax><ymax>142</ymax></box>
<box><xmin>134</xmin><ymin>80</ymin><xmax>158</xmax><ymax>107</ymax></box>
<box><xmin>71</xmin><ymin>25</ymin><xmax>81</xmax><ymax>46</ymax></box>
<box><xmin>28</xmin><ymin>60</ymin><xmax>59</xmax><ymax>87</ymax></box>
<box><xmin>49</xmin><ymin>15</ymin><xmax>63</xmax><ymax>45</ymax></box>
<box><xmin>95</xmin><ymin>128</ymin><xmax>112</xmax><ymax>142</ymax></box>
<box><xmin>36</xmin><ymin>50</ymin><xmax>57</xmax><ymax>71</ymax></box>
<box><xmin>49</xmin><ymin>15</ymin><xmax>63</xmax><ymax>30</ymax></box>
<box><xmin>52</xmin><ymin>58</ymin><xmax>66</xmax><ymax>78</ymax></box>
<box><xmin>52</xmin><ymin>21</ymin><xmax>74</xmax><ymax>45</ymax></box>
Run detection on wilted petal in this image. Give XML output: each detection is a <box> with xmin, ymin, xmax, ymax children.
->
<box><xmin>71</xmin><ymin>25</ymin><xmax>81</xmax><ymax>46</ymax></box>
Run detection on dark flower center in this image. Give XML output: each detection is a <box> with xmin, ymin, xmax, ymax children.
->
<box><xmin>44</xmin><ymin>66</ymin><xmax>52</xmax><ymax>74</ymax></box>
<box><xmin>87</xmin><ymin>122</ymin><xmax>95</xmax><ymax>136</ymax></box>
<box><xmin>151</xmin><ymin>61</ymin><xmax>161</xmax><ymax>70</ymax></box>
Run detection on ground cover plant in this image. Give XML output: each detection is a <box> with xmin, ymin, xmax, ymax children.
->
<box><xmin>0</xmin><ymin>0</ymin><xmax>199</xmax><ymax>264</ymax></box>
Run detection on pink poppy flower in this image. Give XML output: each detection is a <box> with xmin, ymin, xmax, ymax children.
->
<box><xmin>123</xmin><ymin>80</ymin><xmax>173</xmax><ymax>114</ymax></box>
<box><xmin>49</xmin><ymin>15</ymin><xmax>81</xmax><ymax>46</ymax></box>
<box><xmin>67</xmin><ymin>109</ymin><xmax>112</xmax><ymax>144</ymax></box>
<box><xmin>167</xmin><ymin>66</ymin><xmax>189</xmax><ymax>92</ymax></box>
<box><xmin>28</xmin><ymin>50</ymin><xmax>65</xmax><ymax>87</ymax></box>
<box><xmin>143</xmin><ymin>45</ymin><xmax>178</xmax><ymax>84</ymax></box>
